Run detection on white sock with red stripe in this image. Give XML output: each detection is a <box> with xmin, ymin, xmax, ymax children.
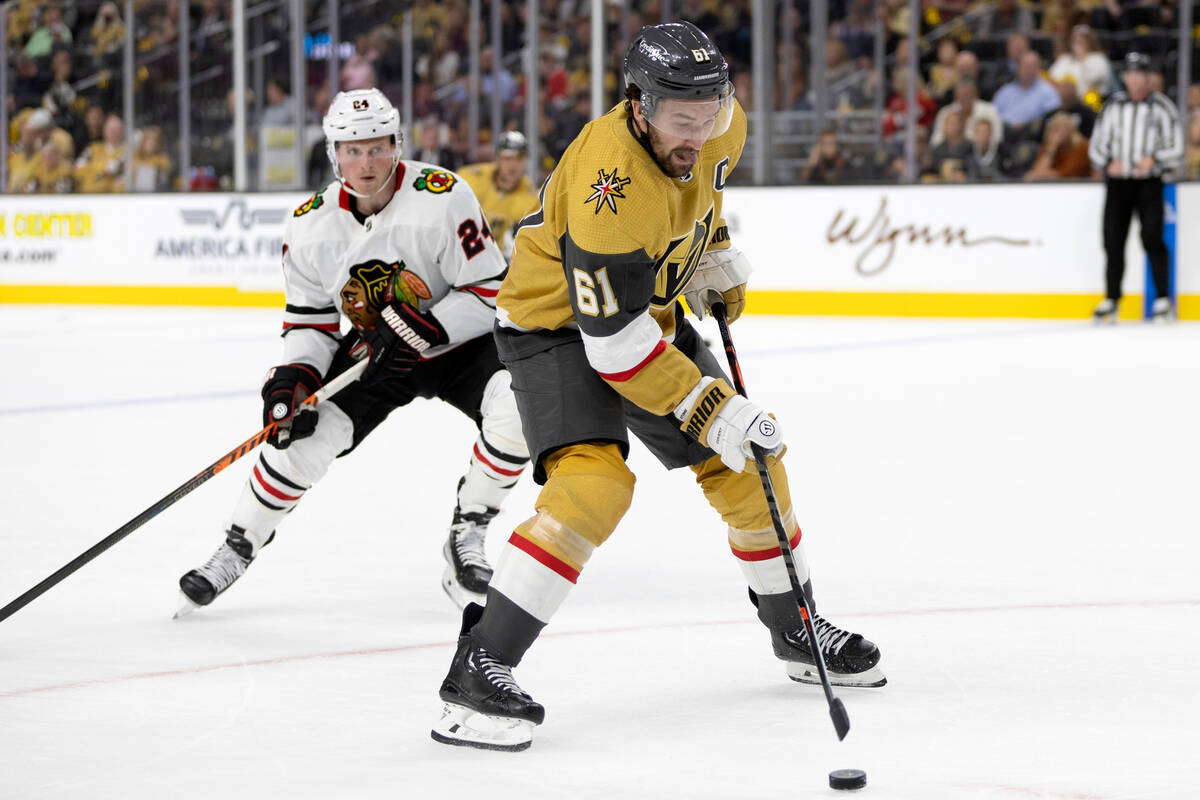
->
<box><xmin>488</xmin><ymin>518</ymin><xmax>594</xmax><ymax>629</ymax></box>
<box><xmin>457</xmin><ymin>434</ymin><xmax>527</xmax><ymax>511</ymax></box>
<box><xmin>729</xmin><ymin>511</ymin><xmax>811</xmax><ymax>596</ymax></box>
<box><xmin>228</xmin><ymin>403</ymin><xmax>353</xmax><ymax>552</ymax></box>
<box><xmin>457</xmin><ymin>370</ymin><xmax>530</xmax><ymax>512</ymax></box>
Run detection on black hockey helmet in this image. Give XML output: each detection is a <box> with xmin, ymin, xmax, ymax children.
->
<box><xmin>623</xmin><ymin>21</ymin><xmax>735</xmax><ymax>142</ymax></box>
<box><xmin>1122</xmin><ymin>51</ymin><xmax>1152</xmax><ymax>73</ymax></box>
<box><xmin>496</xmin><ymin>130</ymin><xmax>528</xmax><ymax>156</ymax></box>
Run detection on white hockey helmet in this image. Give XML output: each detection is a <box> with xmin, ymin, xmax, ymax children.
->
<box><xmin>323</xmin><ymin>88</ymin><xmax>403</xmax><ymax>198</ymax></box>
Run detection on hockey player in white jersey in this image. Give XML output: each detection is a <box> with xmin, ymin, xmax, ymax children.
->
<box><xmin>176</xmin><ymin>88</ymin><xmax>529</xmax><ymax>615</ymax></box>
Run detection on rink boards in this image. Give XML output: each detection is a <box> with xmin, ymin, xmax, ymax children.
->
<box><xmin>1</xmin><ymin>182</ymin><xmax>1196</xmax><ymax>319</ymax></box>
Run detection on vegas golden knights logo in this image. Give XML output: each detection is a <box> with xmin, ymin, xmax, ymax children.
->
<box><xmin>650</xmin><ymin>206</ymin><xmax>715</xmax><ymax>308</ymax></box>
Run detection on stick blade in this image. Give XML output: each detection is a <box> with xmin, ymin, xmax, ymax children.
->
<box><xmin>830</xmin><ymin>697</ymin><xmax>851</xmax><ymax>740</ymax></box>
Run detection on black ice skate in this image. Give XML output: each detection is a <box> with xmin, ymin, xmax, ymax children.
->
<box><xmin>772</xmin><ymin>614</ymin><xmax>887</xmax><ymax>688</ymax></box>
<box><xmin>431</xmin><ymin>603</ymin><xmax>544</xmax><ymax>752</ymax></box>
<box><xmin>175</xmin><ymin>526</ymin><xmax>271</xmax><ymax>618</ymax></box>
<box><xmin>1092</xmin><ymin>298</ymin><xmax>1119</xmax><ymax>324</ymax></box>
<box><xmin>441</xmin><ymin>505</ymin><xmax>497</xmax><ymax>609</ymax></box>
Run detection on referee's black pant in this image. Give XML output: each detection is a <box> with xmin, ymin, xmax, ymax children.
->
<box><xmin>1102</xmin><ymin>176</ymin><xmax>1169</xmax><ymax>301</ymax></box>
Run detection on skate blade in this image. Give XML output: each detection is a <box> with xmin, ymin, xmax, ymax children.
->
<box><xmin>1092</xmin><ymin>313</ymin><xmax>1117</xmax><ymax>326</ymax></box>
<box><xmin>430</xmin><ymin>702</ymin><xmax>534</xmax><ymax>752</ymax></box>
<box><xmin>173</xmin><ymin>592</ymin><xmax>201</xmax><ymax>620</ymax></box>
<box><xmin>440</xmin><ymin>563</ymin><xmax>487</xmax><ymax>611</ymax></box>
<box><xmin>786</xmin><ymin>662</ymin><xmax>888</xmax><ymax>688</ymax></box>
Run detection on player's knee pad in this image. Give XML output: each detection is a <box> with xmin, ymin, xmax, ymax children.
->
<box><xmin>692</xmin><ymin>451</ymin><xmax>793</xmax><ymax>533</ymax></box>
<box><xmin>479</xmin><ymin>369</ymin><xmax>529</xmax><ymax>460</ymax></box>
<box><xmin>693</xmin><ymin>452</ymin><xmax>809</xmax><ymax>594</ymax></box>
<box><xmin>532</xmin><ymin>443</ymin><xmax>635</xmax><ymax>551</ymax></box>
<box><xmin>264</xmin><ymin>401</ymin><xmax>354</xmax><ymax>487</ymax></box>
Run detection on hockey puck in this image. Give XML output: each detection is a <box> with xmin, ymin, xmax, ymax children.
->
<box><xmin>829</xmin><ymin>769</ymin><xmax>867</xmax><ymax>791</ymax></box>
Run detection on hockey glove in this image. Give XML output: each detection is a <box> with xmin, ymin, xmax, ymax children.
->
<box><xmin>682</xmin><ymin>246</ymin><xmax>752</xmax><ymax>322</ymax></box>
<box><xmin>262</xmin><ymin>363</ymin><xmax>323</xmax><ymax>448</ymax></box>
<box><xmin>674</xmin><ymin>376</ymin><xmax>783</xmax><ymax>473</ymax></box>
<box><xmin>359</xmin><ymin>300</ymin><xmax>449</xmax><ymax>383</ymax></box>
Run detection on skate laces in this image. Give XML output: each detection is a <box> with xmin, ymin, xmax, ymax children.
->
<box><xmin>473</xmin><ymin>649</ymin><xmax>526</xmax><ymax>697</ymax></box>
<box><xmin>795</xmin><ymin>615</ymin><xmax>855</xmax><ymax>656</ymax></box>
<box><xmin>196</xmin><ymin>543</ymin><xmax>249</xmax><ymax>592</ymax></box>
<box><xmin>451</xmin><ymin>510</ymin><xmax>494</xmax><ymax>570</ymax></box>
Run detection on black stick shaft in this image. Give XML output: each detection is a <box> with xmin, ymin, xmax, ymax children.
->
<box><xmin>709</xmin><ymin>302</ymin><xmax>850</xmax><ymax>741</ymax></box>
<box><xmin>0</xmin><ymin>359</ymin><xmax>366</xmax><ymax>625</ymax></box>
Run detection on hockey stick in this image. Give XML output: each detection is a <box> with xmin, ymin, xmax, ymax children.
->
<box><xmin>708</xmin><ymin>297</ymin><xmax>851</xmax><ymax>741</ymax></box>
<box><xmin>0</xmin><ymin>358</ymin><xmax>368</xmax><ymax>625</ymax></box>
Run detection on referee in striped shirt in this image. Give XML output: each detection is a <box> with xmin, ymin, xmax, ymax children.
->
<box><xmin>1088</xmin><ymin>52</ymin><xmax>1184</xmax><ymax>321</ymax></box>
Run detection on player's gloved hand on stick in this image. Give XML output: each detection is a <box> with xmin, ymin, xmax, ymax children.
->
<box><xmin>674</xmin><ymin>376</ymin><xmax>783</xmax><ymax>473</ymax></box>
<box><xmin>359</xmin><ymin>300</ymin><xmax>448</xmax><ymax>383</ymax></box>
<box><xmin>262</xmin><ymin>363</ymin><xmax>323</xmax><ymax>448</ymax></box>
<box><xmin>682</xmin><ymin>246</ymin><xmax>751</xmax><ymax>322</ymax></box>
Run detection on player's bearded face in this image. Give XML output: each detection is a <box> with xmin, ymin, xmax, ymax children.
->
<box><xmin>336</xmin><ymin>136</ymin><xmax>397</xmax><ymax>194</ymax></box>
<box><xmin>639</xmin><ymin>97</ymin><xmax>720</xmax><ymax>178</ymax></box>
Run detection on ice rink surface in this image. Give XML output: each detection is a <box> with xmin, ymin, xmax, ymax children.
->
<box><xmin>1</xmin><ymin>306</ymin><xmax>1196</xmax><ymax>800</ymax></box>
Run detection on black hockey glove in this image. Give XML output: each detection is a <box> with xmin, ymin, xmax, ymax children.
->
<box><xmin>261</xmin><ymin>363</ymin><xmax>323</xmax><ymax>448</ymax></box>
<box><xmin>359</xmin><ymin>301</ymin><xmax>448</xmax><ymax>383</ymax></box>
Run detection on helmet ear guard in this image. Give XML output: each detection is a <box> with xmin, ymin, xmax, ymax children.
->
<box><xmin>323</xmin><ymin>88</ymin><xmax>404</xmax><ymax>198</ymax></box>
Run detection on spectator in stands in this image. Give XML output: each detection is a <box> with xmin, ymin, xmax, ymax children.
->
<box><xmin>34</xmin><ymin>139</ymin><xmax>75</xmax><ymax>194</ymax></box>
<box><xmin>261</xmin><ymin>78</ymin><xmax>297</xmax><ymax>127</ymax></box>
<box><xmin>1183</xmin><ymin>115</ymin><xmax>1200</xmax><ymax>180</ymax></box>
<box><xmin>975</xmin><ymin>0</ymin><xmax>1035</xmax><ymax>38</ymax></box>
<box><xmin>341</xmin><ymin>53</ymin><xmax>376</xmax><ymax>92</ymax></box>
<box><xmin>1187</xmin><ymin>83</ymin><xmax>1200</xmax><ymax>119</ymax></box>
<box><xmin>131</xmin><ymin>126</ymin><xmax>172</xmax><ymax>191</ymax></box>
<box><xmin>802</xmin><ymin>128</ymin><xmax>851</xmax><ymax>184</ymax></box>
<box><xmin>1041</xmin><ymin>0</ymin><xmax>1082</xmax><ymax>37</ymax></box>
<box><xmin>6</xmin><ymin>108</ymin><xmax>53</xmax><ymax>193</ymax></box>
<box><xmin>409</xmin><ymin>117</ymin><xmax>457</xmax><ymax>169</ymax></box>
<box><xmin>825</xmin><ymin>39</ymin><xmax>855</xmax><ymax>88</ymax></box>
<box><xmin>1049</xmin><ymin>25</ymin><xmax>1114</xmax><ymax>101</ymax></box>
<box><xmin>882</xmin><ymin>67</ymin><xmax>937</xmax><ymax>144</ymax></box>
<box><xmin>23</xmin><ymin>4</ymin><xmax>72</xmax><ymax>59</ymax></box>
<box><xmin>43</xmin><ymin>49</ymin><xmax>76</xmax><ymax>118</ymax></box>
<box><xmin>993</xmin><ymin>51</ymin><xmax>1061</xmax><ymax>129</ymax></box>
<box><xmin>1048</xmin><ymin>77</ymin><xmax>1096</xmax><ymax>138</ymax></box>
<box><xmin>931</xmin><ymin>108</ymin><xmax>975</xmax><ymax>182</ymax></box>
<box><xmin>939</xmin><ymin>49</ymin><xmax>982</xmax><ymax>106</ymax></box>
<box><xmin>831</xmin><ymin>0</ymin><xmax>876</xmax><ymax>60</ymax></box>
<box><xmin>77</xmin><ymin>104</ymin><xmax>107</xmax><ymax>155</ymax></box>
<box><xmin>480</xmin><ymin>46</ymin><xmax>518</xmax><ymax>107</ymax></box>
<box><xmin>981</xmin><ymin>33</ymin><xmax>1031</xmax><ymax>100</ymax></box>
<box><xmin>970</xmin><ymin>118</ymin><xmax>1004</xmax><ymax>181</ymax></box>
<box><xmin>928</xmin><ymin>38</ymin><xmax>962</xmax><ymax>102</ymax></box>
<box><xmin>12</xmin><ymin>54</ymin><xmax>49</xmax><ymax>112</ymax></box>
<box><xmin>89</xmin><ymin>2</ymin><xmax>125</xmax><ymax>67</ymax></box>
<box><xmin>932</xmin><ymin>78</ymin><xmax>1005</xmax><ymax>151</ymax></box>
<box><xmin>75</xmin><ymin>113</ymin><xmax>126</xmax><ymax>193</ymax></box>
<box><xmin>1025</xmin><ymin>110</ymin><xmax>1094</xmax><ymax>180</ymax></box>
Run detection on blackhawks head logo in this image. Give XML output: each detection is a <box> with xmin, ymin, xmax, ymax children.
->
<box><xmin>340</xmin><ymin>260</ymin><xmax>432</xmax><ymax>330</ymax></box>
<box><xmin>293</xmin><ymin>190</ymin><xmax>325</xmax><ymax>217</ymax></box>
<box><xmin>413</xmin><ymin>168</ymin><xmax>456</xmax><ymax>194</ymax></box>
<box><xmin>585</xmin><ymin>168</ymin><xmax>631</xmax><ymax>215</ymax></box>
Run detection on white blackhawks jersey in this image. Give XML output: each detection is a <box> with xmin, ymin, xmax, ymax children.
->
<box><xmin>278</xmin><ymin>160</ymin><xmax>507</xmax><ymax>374</ymax></box>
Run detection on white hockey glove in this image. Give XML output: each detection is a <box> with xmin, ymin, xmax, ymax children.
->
<box><xmin>673</xmin><ymin>376</ymin><xmax>783</xmax><ymax>473</ymax></box>
<box><xmin>682</xmin><ymin>246</ymin><xmax>752</xmax><ymax>322</ymax></box>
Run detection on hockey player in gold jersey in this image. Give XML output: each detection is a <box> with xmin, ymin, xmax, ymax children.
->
<box><xmin>456</xmin><ymin>131</ymin><xmax>540</xmax><ymax>258</ymax></box>
<box><xmin>431</xmin><ymin>21</ymin><xmax>885</xmax><ymax>752</ymax></box>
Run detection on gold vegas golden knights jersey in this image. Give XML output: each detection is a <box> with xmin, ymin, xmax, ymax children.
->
<box><xmin>496</xmin><ymin>100</ymin><xmax>746</xmax><ymax>417</ymax></box>
<box><xmin>457</xmin><ymin>161</ymin><xmax>540</xmax><ymax>256</ymax></box>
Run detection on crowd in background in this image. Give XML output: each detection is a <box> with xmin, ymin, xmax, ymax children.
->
<box><xmin>5</xmin><ymin>0</ymin><xmax>1200</xmax><ymax>194</ymax></box>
